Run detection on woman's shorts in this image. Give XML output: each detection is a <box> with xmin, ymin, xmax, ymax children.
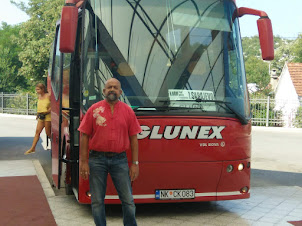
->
<box><xmin>38</xmin><ymin>113</ymin><xmax>51</xmax><ymax>122</ymax></box>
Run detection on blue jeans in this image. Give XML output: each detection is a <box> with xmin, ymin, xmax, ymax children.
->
<box><xmin>89</xmin><ymin>151</ymin><xmax>137</xmax><ymax>226</ymax></box>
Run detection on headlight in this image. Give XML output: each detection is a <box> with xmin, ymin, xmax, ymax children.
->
<box><xmin>240</xmin><ymin>186</ymin><xmax>249</xmax><ymax>193</ymax></box>
<box><xmin>238</xmin><ymin>163</ymin><xmax>244</xmax><ymax>171</ymax></box>
<box><xmin>226</xmin><ymin>164</ymin><xmax>234</xmax><ymax>173</ymax></box>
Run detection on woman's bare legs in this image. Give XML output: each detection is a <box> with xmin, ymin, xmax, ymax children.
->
<box><xmin>24</xmin><ymin>120</ymin><xmax>45</xmax><ymax>154</ymax></box>
<box><xmin>44</xmin><ymin>121</ymin><xmax>51</xmax><ymax>138</ymax></box>
<box><xmin>44</xmin><ymin>121</ymin><xmax>51</xmax><ymax>149</ymax></box>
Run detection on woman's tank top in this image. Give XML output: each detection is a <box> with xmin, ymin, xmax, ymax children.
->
<box><xmin>37</xmin><ymin>97</ymin><xmax>50</xmax><ymax>113</ymax></box>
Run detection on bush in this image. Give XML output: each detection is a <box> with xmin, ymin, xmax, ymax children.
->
<box><xmin>293</xmin><ymin>106</ymin><xmax>302</xmax><ymax>128</ymax></box>
<box><xmin>1</xmin><ymin>92</ymin><xmax>37</xmax><ymax>115</ymax></box>
<box><xmin>250</xmin><ymin>97</ymin><xmax>283</xmax><ymax>127</ymax></box>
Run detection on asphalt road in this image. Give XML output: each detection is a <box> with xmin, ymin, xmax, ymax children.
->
<box><xmin>0</xmin><ymin>114</ymin><xmax>52</xmax><ymax>183</ymax></box>
<box><xmin>251</xmin><ymin>126</ymin><xmax>302</xmax><ymax>188</ymax></box>
<box><xmin>1</xmin><ymin>114</ymin><xmax>302</xmax><ymax>189</ymax></box>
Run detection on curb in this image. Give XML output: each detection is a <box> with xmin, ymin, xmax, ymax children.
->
<box><xmin>32</xmin><ymin>160</ymin><xmax>55</xmax><ymax>198</ymax></box>
<box><xmin>252</xmin><ymin>126</ymin><xmax>302</xmax><ymax>133</ymax></box>
<box><xmin>0</xmin><ymin>113</ymin><xmax>36</xmax><ymax>120</ymax></box>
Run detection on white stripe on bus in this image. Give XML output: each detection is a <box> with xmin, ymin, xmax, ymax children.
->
<box><xmin>105</xmin><ymin>191</ymin><xmax>249</xmax><ymax>200</ymax></box>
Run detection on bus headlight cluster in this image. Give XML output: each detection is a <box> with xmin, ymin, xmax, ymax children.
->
<box><xmin>238</xmin><ymin>163</ymin><xmax>244</xmax><ymax>171</ymax></box>
<box><xmin>226</xmin><ymin>163</ymin><xmax>247</xmax><ymax>173</ymax></box>
<box><xmin>226</xmin><ymin>165</ymin><xmax>234</xmax><ymax>173</ymax></box>
<box><xmin>240</xmin><ymin>186</ymin><xmax>249</xmax><ymax>193</ymax></box>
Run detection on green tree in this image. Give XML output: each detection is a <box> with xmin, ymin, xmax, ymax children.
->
<box><xmin>12</xmin><ymin>0</ymin><xmax>64</xmax><ymax>82</ymax></box>
<box><xmin>293</xmin><ymin>106</ymin><xmax>302</xmax><ymax>128</ymax></box>
<box><xmin>245</xmin><ymin>56</ymin><xmax>270</xmax><ymax>91</ymax></box>
<box><xmin>0</xmin><ymin>22</ymin><xmax>28</xmax><ymax>92</ymax></box>
<box><xmin>241</xmin><ymin>36</ymin><xmax>270</xmax><ymax>93</ymax></box>
<box><xmin>242</xmin><ymin>36</ymin><xmax>295</xmax><ymax>75</ymax></box>
<box><xmin>270</xmin><ymin>37</ymin><xmax>295</xmax><ymax>74</ymax></box>
<box><xmin>242</xmin><ymin>36</ymin><xmax>261</xmax><ymax>60</ymax></box>
<box><xmin>242</xmin><ymin>36</ymin><xmax>296</xmax><ymax>96</ymax></box>
<box><xmin>292</xmin><ymin>34</ymin><xmax>302</xmax><ymax>62</ymax></box>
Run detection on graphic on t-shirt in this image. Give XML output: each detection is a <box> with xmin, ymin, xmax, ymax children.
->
<box><xmin>93</xmin><ymin>107</ymin><xmax>107</xmax><ymax>126</ymax></box>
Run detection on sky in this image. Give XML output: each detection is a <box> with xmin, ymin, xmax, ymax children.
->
<box><xmin>236</xmin><ymin>0</ymin><xmax>301</xmax><ymax>38</ymax></box>
<box><xmin>0</xmin><ymin>0</ymin><xmax>29</xmax><ymax>26</ymax></box>
<box><xmin>0</xmin><ymin>0</ymin><xmax>301</xmax><ymax>39</ymax></box>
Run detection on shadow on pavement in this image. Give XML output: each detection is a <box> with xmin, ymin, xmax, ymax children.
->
<box><xmin>0</xmin><ymin>137</ymin><xmax>44</xmax><ymax>158</ymax></box>
<box><xmin>106</xmin><ymin>201</ymin><xmax>220</xmax><ymax>217</ymax></box>
<box><xmin>0</xmin><ymin>137</ymin><xmax>52</xmax><ymax>185</ymax></box>
<box><xmin>252</xmin><ymin>168</ymin><xmax>302</xmax><ymax>187</ymax></box>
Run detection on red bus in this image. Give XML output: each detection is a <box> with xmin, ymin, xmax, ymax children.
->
<box><xmin>49</xmin><ymin>0</ymin><xmax>274</xmax><ymax>204</ymax></box>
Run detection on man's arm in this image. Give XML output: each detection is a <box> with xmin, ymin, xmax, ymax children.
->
<box><xmin>80</xmin><ymin>133</ymin><xmax>90</xmax><ymax>180</ymax></box>
<box><xmin>129</xmin><ymin>134</ymin><xmax>139</xmax><ymax>181</ymax></box>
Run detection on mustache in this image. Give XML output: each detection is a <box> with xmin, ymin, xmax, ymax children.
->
<box><xmin>106</xmin><ymin>91</ymin><xmax>118</xmax><ymax>101</ymax></box>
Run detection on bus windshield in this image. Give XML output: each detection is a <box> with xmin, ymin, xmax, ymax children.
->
<box><xmin>81</xmin><ymin>0</ymin><xmax>250</xmax><ymax>122</ymax></box>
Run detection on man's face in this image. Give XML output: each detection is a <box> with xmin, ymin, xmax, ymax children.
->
<box><xmin>103</xmin><ymin>79</ymin><xmax>122</xmax><ymax>102</ymax></box>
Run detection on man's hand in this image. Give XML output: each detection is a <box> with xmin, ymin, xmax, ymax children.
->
<box><xmin>129</xmin><ymin>164</ymin><xmax>139</xmax><ymax>181</ymax></box>
<box><xmin>129</xmin><ymin>135</ymin><xmax>139</xmax><ymax>181</ymax></box>
<box><xmin>80</xmin><ymin>161</ymin><xmax>90</xmax><ymax>180</ymax></box>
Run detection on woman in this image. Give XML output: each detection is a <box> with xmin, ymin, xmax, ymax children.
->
<box><xmin>24</xmin><ymin>83</ymin><xmax>51</xmax><ymax>155</ymax></box>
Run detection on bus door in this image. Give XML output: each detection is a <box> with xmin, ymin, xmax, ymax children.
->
<box><xmin>50</xmin><ymin>24</ymin><xmax>64</xmax><ymax>189</ymax></box>
<box><xmin>65</xmin><ymin>16</ymin><xmax>82</xmax><ymax>196</ymax></box>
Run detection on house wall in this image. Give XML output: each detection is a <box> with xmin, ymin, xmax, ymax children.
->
<box><xmin>275</xmin><ymin>64</ymin><xmax>300</xmax><ymax>127</ymax></box>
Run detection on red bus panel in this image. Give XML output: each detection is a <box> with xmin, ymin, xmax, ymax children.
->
<box><xmin>78</xmin><ymin>116</ymin><xmax>251</xmax><ymax>203</ymax></box>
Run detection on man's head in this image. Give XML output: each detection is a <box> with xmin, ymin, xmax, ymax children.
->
<box><xmin>103</xmin><ymin>78</ymin><xmax>122</xmax><ymax>103</ymax></box>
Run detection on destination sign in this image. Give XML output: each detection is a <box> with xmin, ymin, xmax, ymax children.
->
<box><xmin>168</xmin><ymin>89</ymin><xmax>216</xmax><ymax>111</ymax></box>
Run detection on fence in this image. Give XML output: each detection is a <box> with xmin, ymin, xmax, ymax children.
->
<box><xmin>1</xmin><ymin>93</ymin><xmax>302</xmax><ymax>127</ymax></box>
<box><xmin>250</xmin><ymin>97</ymin><xmax>302</xmax><ymax>128</ymax></box>
<box><xmin>0</xmin><ymin>92</ymin><xmax>37</xmax><ymax>115</ymax></box>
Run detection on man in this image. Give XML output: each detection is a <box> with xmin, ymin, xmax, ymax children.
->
<box><xmin>78</xmin><ymin>78</ymin><xmax>141</xmax><ymax>226</ymax></box>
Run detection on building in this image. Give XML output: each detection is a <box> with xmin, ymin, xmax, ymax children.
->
<box><xmin>269</xmin><ymin>68</ymin><xmax>279</xmax><ymax>91</ymax></box>
<box><xmin>274</xmin><ymin>63</ymin><xmax>302</xmax><ymax>127</ymax></box>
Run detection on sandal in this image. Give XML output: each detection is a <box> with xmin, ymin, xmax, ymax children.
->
<box><xmin>24</xmin><ymin>149</ymin><xmax>35</xmax><ymax>155</ymax></box>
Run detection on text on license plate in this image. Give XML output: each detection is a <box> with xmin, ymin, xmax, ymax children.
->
<box><xmin>155</xmin><ymin>189</ymin><xmax>195</xmax><ymax>200</ymax></box>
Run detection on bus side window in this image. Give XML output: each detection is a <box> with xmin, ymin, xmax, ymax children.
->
<box><xmin>48</xmin><ymin>42</ymin><xmax>55</xmax><ymax>81</ymax></box>
<box><xmin>51</xmin><ymin>26</ymin><xmax>62</xmax><ymax>101</ymax></box>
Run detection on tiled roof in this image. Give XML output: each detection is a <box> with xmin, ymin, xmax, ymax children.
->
<box><xmin>287</xmin><ymin>63</ymin><xmax>302</xmax><ymax>96</ymax></box>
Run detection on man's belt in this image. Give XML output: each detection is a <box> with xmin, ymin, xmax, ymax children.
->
<box><xmin>91</xmin><ymin>150</ymin><xmax>125</xmax><ymax>157</ymax></box>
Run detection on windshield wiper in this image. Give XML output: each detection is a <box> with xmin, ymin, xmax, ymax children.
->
<box><xmin>159</xmin><ymin>99</ymin><xmax>248</xmax><ymax>124</ymax></box>
<box><xmin>200</xmin><ymin>100</ymin><xmax>248</xmax><ymax>125</ymax></box>
<box><xmin>219</xmin><ymin>102</ymin><xmax>248</xmax><ymax>125</ymax></box>
<box><xmin>198</xmin><ymin>101</ymin><xmax>248</xmax><ymax>124</ymax></box>
<box><xmin>160</xmin><ymin>99</ymin><xmax>230</xmax><ymax>104</ymax></box>
<box><xmin>133</xmin><ymin>106</ymin><xmax>205</xmax><ymax>112</ymax></box>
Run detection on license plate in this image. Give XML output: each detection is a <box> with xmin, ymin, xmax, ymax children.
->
<box><xmin>155</xmin><ymin>189</ymin><xmax>195</xmax><ymax>200</ymax></box>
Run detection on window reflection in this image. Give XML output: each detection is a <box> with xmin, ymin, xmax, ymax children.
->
<box><xmin>81</xmin><ymin>0</ymin><xmax>249</xmax><ymax>119</ymax></box>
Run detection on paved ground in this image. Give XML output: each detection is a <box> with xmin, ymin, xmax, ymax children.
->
<box><xmin>0</xmin><ymin>161</ymin><xmax>56</xmax><ymax>226</ymax></box>
<box><xmin>1</xmin><ymin>159</ymin><xmax>302</xmax><ymax>226</ymax></box>
<box><xmin>1</xmin><ymin>114</ymin><xmax>302</xmax><ymax>225</ymax></box>
<box><xmin>251</xmin><ymin>126</ymin><xmax>302</xmax><ymax>174</ymax></box>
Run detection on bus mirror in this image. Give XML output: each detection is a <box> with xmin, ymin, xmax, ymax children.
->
<box><xmin>60</xmin><ymin>5</ymin><xmax>78</xmax><ymax>53</ymax></box>
<box><xmin>257</xmin><ymin>18</ymin><xmax>274</xmax><ymax>60</ymax></box>
<box><xmin>236</xmin><ymin>7</ymin><xmax>274</xmax><ymax>61</ymax></box>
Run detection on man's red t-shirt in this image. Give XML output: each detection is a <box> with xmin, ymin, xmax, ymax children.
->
<box><xmin>78</xmin><ymin>100</ymin><xmax>142</xmax><ymax>153</ymax></box>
